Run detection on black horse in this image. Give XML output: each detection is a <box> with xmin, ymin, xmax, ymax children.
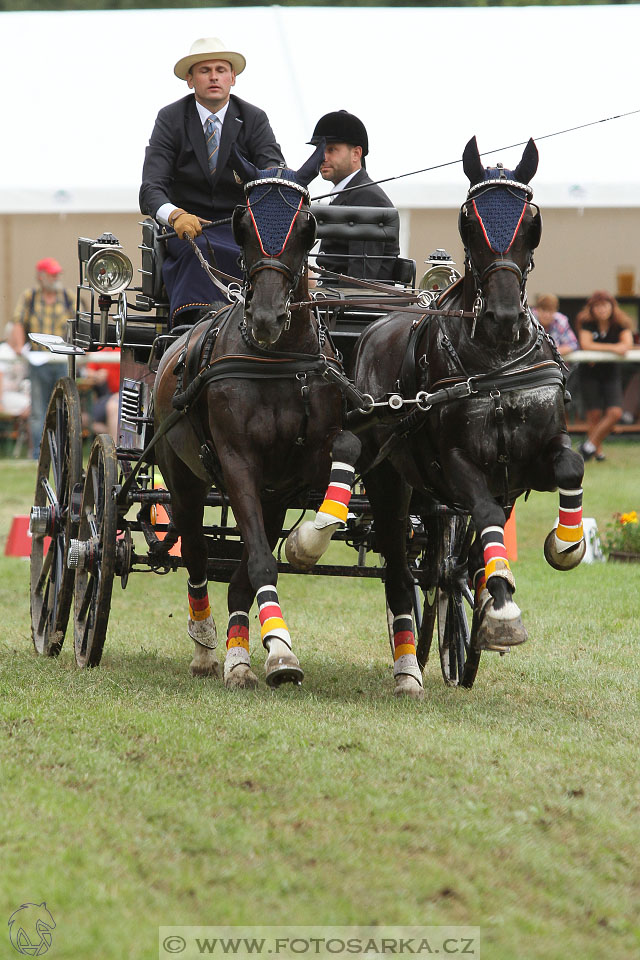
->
<box><xmin>341</xmin><ymin>137</ymin><xmax>585</xmax><ymax>696</ymax></box>
<box><xmin>153</xmin><ymin>144</ymin><xmax>360</xmax><ymax>689</ymax></box>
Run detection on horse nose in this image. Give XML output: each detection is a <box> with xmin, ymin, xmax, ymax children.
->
<box><xmin>247</xmin><ymin>306</ymin><xmax>278</xmax><ymax>346</ymax></box>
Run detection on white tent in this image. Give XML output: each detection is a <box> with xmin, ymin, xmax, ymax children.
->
<box><xmin>2</xmin><ymin>4</ymin><xmax>640</xmax><ymax>213</ymax></box>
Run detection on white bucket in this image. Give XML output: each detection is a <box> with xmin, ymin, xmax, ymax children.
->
<box><xmin>582</xmin><ymin>517</ymin><xmax>605</xmax><ymax>563</ymax></box>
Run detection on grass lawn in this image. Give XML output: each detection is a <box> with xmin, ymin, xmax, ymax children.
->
<box><xmin>1</xmin><ymin>443</ymin><xmax>639</xmax><ymax>960</ymax></box>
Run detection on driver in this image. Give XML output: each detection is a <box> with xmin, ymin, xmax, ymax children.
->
<box><xmin>309</xmin><ymin>110</ymin><xmax>399</xmax><ymax>282</ymax></box>
<box><xmin>140</xmin><ymin>37</ymin><xmax>285</xmax><ymax>325</ymax></box>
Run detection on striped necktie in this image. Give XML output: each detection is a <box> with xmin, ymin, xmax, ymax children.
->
<box><xmin>205</xmin><ymin>114</ymin><xmax>220</xmax><ymax>176</ymax></box>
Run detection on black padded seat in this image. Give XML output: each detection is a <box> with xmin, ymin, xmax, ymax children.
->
<box><xmin>310</xmin><ymin>204</ymin><xmax>415</xmax><ymax>287</ymax></box>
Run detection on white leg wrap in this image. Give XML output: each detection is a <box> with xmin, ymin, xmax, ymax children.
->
<box><xmin>188</xmin><ymin>615</ymin><xmax>217</xmax><ymax>648</ymax></box>
<box><xmin>393</xmin><ymin>653</ymin><xmax>423</xmax><ymax>685</ymax></box>
<box><xmin>554</xmin><ymin>532</ymin><xmax>584</xmax><ymax>554</ymax></box>
<box><xmin>224</xmin><ymin>645</ymin><xmax>251</xmax><ymax>682</ymax></box>
<box><xmin>265</xmin><ymin>635</ymin><xmax>292</xmax><ymax>659</ymax></box>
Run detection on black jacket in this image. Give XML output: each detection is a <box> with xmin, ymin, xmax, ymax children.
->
<box><xmin>317</xmin><ymin>168</ymin><xmax>399</xmax><ymax>281</ymax></box>
<box><xmin>140</xmin><ymin>93</ymin><xmax>284</xmax><ymax>222</ymax></box>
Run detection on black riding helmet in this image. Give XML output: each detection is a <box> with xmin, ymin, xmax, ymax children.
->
<box><xmin>308</xmin><ymin>110</ymin><xmax>369</xmax><ymax>157</ymax></box>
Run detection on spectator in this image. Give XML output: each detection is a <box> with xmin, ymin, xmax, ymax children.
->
<box><xmin>9</xmin><ymin>257</ymin><xmax>74</xmax><ymax>459</ymax></box>
<box><xmin>532</xmin><ymin>294</ymin><xmax>578</xmax><ymax>356</ymax></box>
<box><xmin>0</xmin><ymin>341</ymin><xmax>29</xmax><ymax>419</ymax></box>
<box><xmin>575</xmin><ymin>290</ymin><xmax>634</xmax><ymax>461</ymax></box>
<box><xmin>620</xmin><ymin>370</ymin><xmax>640</xmax><ymax>425</ymax></box>
<box><xmin>84</xmin><ymin>348</ymin><xmax>120</xmax><ymax>442</ymax></box>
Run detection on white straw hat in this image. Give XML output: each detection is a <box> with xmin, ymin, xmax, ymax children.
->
<box><xmin>174</xmin><ymin>37</ymin><xmax>246</xmax><ymax>80</ymax></box>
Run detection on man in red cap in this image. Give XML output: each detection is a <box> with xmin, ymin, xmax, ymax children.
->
<box><xmin>10</xmin><ymin>258</ymin><xmax>74</xmax><ymax>458</ymax></box>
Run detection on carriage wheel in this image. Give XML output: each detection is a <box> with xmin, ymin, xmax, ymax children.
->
<box><xmin>30</xmin><ymin>377</ymin><xmax>83</xmax><ymax>657</ymax></box>
<box><xmin>416</xmin><ymin>512</ymin><xmax>481</xmax><ymax>688</ymax></box>
<box><xmin>71</xmin><ymin>434</ymin><xmax>118</xmax><ymax>668</ymax></box>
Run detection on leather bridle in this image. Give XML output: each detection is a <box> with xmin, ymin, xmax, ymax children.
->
<box><xmin>459</xmin><ymin>178</ymin><xmax>539</xmax><ymax>323</ymax></box>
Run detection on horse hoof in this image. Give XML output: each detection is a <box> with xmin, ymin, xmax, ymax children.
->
<box><xmin>224</xmin><ymin>662</ymin><xmax>259</xmax><ymax>690</ymax></box>
<box><xmin>544</xmin><ymin>530</ymin><xmax>586</xmax><ymax>571</ymax></box>
<box><xmin>265</xmin><ymin>651</ymin><xmax>304</xmax><ymax>688</ymax></box>
<box><xmin>394</xmin><ymin>674</ymin><xmax>425</xmax><ymax>700</ymax></box>
<box><xmin>189</xmin><ymin>657</ymin><xmax>221</xmax><ymax>679</ymax></box>
<box><xmin>285</xmin><ymin>522</ymin><xmax>333</xmax><ymax>572</ymax></box>
<box><xmin>477</xmin><ymin>612</ymin><xmax>528</xmax><ymax>652</ymax></box>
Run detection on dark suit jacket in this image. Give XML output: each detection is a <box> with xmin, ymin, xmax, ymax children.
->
<box><xmin>317</xmin><ymin>168</ymin><xmax>400</xmax><ymax>281</ymax></box>
<box><xmin>140</xmin><ymin>94</ymin><xmax>284</xmax><ymax>222</ymax></box>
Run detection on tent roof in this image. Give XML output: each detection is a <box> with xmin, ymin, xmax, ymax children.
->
<box><xmin>2</xmin><ymin>4</ymin><xmax>639</xmax><ymax>212</ymax></box>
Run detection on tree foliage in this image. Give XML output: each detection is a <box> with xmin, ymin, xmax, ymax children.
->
<box><xmin>0</xmin><ymin>0</ymin><xmax>633</xmax><ymax>11</ymax></box>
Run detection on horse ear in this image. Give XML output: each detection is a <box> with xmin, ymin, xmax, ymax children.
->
<box><xmin>529</xmin><ymin>208</ymin><xmax>542</xmax><ymax>249</ymax></box>
<box><xmin>295</xmin><ymin>140</ymin><xmax>326</xmax><ymax>187</ymax></box>
<box><xmin>514</xmin><ymin>138</ymin><xmax>539</xmax><ymax>184</ymax></box>
<box><xmin>230</xmin><ymin>143</ymin><xmax>259</xmax><ymax>185</ymax></box>
<box><xmin>231</xmin><ymin>204</ymin><xmax>246</xmax><ymax>245</ymax></box>
<box><xmin>462</xmin><ymin>136</ymin><xmax>485</xmax><ymax>186</ymax></box>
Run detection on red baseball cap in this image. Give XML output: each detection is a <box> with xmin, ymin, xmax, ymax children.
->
<box><xmin>36</xmin><ymin>257</ymin><xmax>62</xmax><ymax>276</ymax></box>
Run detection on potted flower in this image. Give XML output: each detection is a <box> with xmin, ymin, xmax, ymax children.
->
<box><xmin>603</xmin><ymin>510</ymin><xmax>640</xmax><ymax>562</ymax></box>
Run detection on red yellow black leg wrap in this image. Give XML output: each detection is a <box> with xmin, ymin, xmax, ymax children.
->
<box><xmin>188</xmin><ymin>578</ymin><xmax>211</xmax><ymax>622</ymax></box>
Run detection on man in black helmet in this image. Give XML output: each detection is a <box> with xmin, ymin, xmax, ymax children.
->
<box><xmin>309</xmin><ymin>110</ymin><xmax>399</xmax><ymax>282</ymax></box>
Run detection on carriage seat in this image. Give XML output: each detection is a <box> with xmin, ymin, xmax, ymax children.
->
<box><xmin>138</xmin><ymin>218</ymin><xmax>170</xmax><ymax>307</ymax></box>
<box><xmin>310</xmin><ymin>204</ymin><xmax>416</xmax><ymax>287</ymax></box>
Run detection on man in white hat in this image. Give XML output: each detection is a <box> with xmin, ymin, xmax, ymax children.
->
<box><xmin>140</xmin><ymin>38</ymin><xmax>284</xmax><ymax>325</ymax></box>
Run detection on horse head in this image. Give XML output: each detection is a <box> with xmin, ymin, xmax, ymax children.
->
<box><xmin>460</xmin><ymin>136</ymin><xmax>542</xmax><ymax>344</ymax></box>
<box><xmin>231</xmin><ymin>142</ymin><xmax>324</xmax><ymax>347</ymax></box>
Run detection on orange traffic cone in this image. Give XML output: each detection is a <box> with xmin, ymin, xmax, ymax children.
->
<box><xmin>4</xmin><ymin>515</ymin><xmax>34</xmax><ymax>557</ymax></box>
<box><xmin>152</xmin><ymin>502</ymin><xmax>181</xmax><ymax>557</ymax></box>
<box><xmin>504</xmin><ymin>506</ymin><xmax>518</xmax><ymax>562</ymax></box>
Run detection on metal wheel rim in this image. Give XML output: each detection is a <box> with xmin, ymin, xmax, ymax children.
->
<box><xmin>30</xmin><ymin>377</ymin><xmax>82</xmax><ymax>656</ymax></box>
<box><xmin>73</xmin><ymin>435</ymin><xmax>118</xmax><ymax>668</ymax></box>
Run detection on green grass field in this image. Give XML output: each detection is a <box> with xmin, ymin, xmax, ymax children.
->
<box><xmin>1</xmin><ymin>444</ymin><xmax>639</xmax><ymax>960</ymax></box>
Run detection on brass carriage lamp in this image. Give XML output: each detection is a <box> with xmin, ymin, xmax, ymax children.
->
<box><xmin>419</xmin><ymin>248</ymin><xmax>461</xmax><ymax>293</ymax></box>
<box><xmin>84</xmin><ymin>233</ymin><xmax>133</xmax><ymax>343</ymax></box>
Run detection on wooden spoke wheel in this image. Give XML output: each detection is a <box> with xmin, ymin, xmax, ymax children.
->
<box><xmin>416</xmin><ymin>511</ymin><xmax>481</xmax><ymax>688</ymax></box>
<box><xmin>71</xmin><ymin>434</ymin><xmax>118</xmax><ymax>668</ymax></box>
<box><xmin>30</xmin><ymin>377</ymin><xmax>83</xmax><ymax>657</ymax></box>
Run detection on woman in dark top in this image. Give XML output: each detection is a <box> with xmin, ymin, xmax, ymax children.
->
<box><xmin>575</xmin><ymin>290</ymin><xmax>633</xmax><ymax>460</ymax></box>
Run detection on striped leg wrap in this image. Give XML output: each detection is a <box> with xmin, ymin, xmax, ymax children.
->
<box><xmin>188</xmin><ymin>578</ymin><xmax>211</xmax><ymax>622</ymax></box>
<box><xmin>472</xmin><ymin>569</ymin><xmax>488</xmax><ymax>604</ymax></box>
<box><xmin>481</xmin><ymin>526</ymin><xmax>515</xmax><ymax>588</ymax></box>
<box><xmin>227</xmin><ymin>611</ymin><xmax>250</xmax><ymax>652</ymax></box>
<box><xmin>314</xmin><ymin>461</ymin><xmax>355</xmax><ymax>529</ymax></box>
<box><xmin>393</xmin><ymin>614</ymin><xmax>416</xmax><ymax>660</ymax></box>
<box><xmin>257</xmin><ymin>585</ymin><xmax>291</xmax><ymax>651</ymax></box>
<box><xmin>555</xmin><ymin>487</ymin><xmax>584</xmax><ymax>553</ymax></box>
<box><xmin>226</xmin><ymin>610</ymin><xmax>251</xmax><ymax>670</ymax></box>
<box><xmin>392</xmin><ymin>613</ymin><xmax>422</xmax><ymax>684</ymax></box>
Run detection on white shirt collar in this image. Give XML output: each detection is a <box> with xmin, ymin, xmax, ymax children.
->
<box><xmin>329</xmin><ymin>168</ymin><xmax>361</xmax><ymax>199</ymax></box>
<box><xmin>195</xmin><ymin>99</ymin><xmax>229</xmax><ymax>127</ymax></box>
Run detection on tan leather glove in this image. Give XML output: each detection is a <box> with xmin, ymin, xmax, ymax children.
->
<box><xmin>169</xmin><ymin>209</ymin><xmax>204</xmax><ymax>240</ymax></box>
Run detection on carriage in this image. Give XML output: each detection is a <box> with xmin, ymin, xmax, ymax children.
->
<box><xmin>27</xmin><ymin>138</ymin><xmax>584</xmax><ymax>694</ymax></box>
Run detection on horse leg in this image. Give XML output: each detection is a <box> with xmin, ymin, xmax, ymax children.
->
<box><xmin>221</xmin><ymin>463</ymin><xmax>303</xmax><ymax>687</ymax></box>
<box><xmin>442</xmin><ymin>452</ymin><xmax>526</xmax><ymax>652</ymax></box>
<box><xmin>159</xmin><ymin>447</ymin><xmax>220</xmax><ymax>678</ymax></box>
<box><xmin>223</xmin><ymin>554</ymin><xmax>259</xmax><ymax>690</ymax></box>
<box><xmin>285</xmin><ymin>431</ymin><xmax>361</xmax><ymax>571</ymax></box>
<box><xmin>222</xmin><ymin>505</ymin><xmax>287</xmax><ymax>690</ymax></box>
<box><xmin>542</xmin><ymin>435</ymin><xmax>586</xmax><ymax>570</ymax></box>
<box><xmin>365</xmin><ymin>463</ymin><xmax>424</xmax><ymax>700</ymax></box>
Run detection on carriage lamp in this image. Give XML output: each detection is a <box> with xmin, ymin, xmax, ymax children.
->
<box><xmin>86</xmin><ymin>247</ymin><xmax>133</xmax><ymax>297</ymax></box>
<box><xmin>419</xmin><ymin>249</ymin><xmax>461</xmax><ymax>293</ymax></box>
<box><xmin>85</xmin><ymin>246</ymin><xmax>133</xmax><ymax>342</ymax></box>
